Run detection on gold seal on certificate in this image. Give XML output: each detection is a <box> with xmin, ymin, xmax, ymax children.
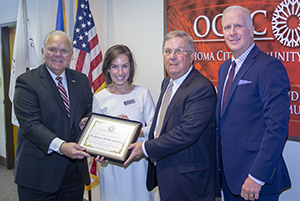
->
<box><xmin>77</xmin><ymin>113</ymin><xmax>142</xmax><ymax>163</ymax></box>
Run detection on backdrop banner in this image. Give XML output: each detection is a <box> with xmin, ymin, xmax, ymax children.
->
<box><xmin>167</xmin><ymin>0</ymin><xmax>300</xmax><ymax>141</ymax></box>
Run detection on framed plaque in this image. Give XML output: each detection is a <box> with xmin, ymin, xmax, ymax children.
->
<box><xmin>77</xmin><ymin>113</ymin><xmax>142</xmax><ymax>163</ymax></box>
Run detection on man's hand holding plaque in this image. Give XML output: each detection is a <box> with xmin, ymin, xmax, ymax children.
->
<box><xmin>77</xmin><ymin>113</ymin><xmax>142</xmax><ymax>164</ymax></box>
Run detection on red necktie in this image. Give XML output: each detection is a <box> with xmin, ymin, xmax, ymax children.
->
<box><xmin>56</xmin><ymin>76</ymin><xmax>70</xmax><ymax>118</ymax></box>
<box><xmin>222</xmin><ymin>61</ymin><xmax>236</xmax><ymax>114</ymax></box>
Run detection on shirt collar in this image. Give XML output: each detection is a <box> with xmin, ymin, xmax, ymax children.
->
<box><xmin>46</xmin><ymin>66</ymin><xmax>67</xmax><ymax>81</ymax></box>
<box><xmin>232</xmin><ymin>43</ymin><xmax>255</xmax><ymax>68</ymax></box>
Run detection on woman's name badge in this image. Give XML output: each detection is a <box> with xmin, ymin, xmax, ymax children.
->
<box><xmin>124</xmin><ymin>99</ymin><xmax>135</xmax><ymax>106</ymax></box>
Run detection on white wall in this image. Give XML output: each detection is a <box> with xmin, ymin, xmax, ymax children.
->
<box><xmin>0</xmin><ymin>28</ymin><xmax>6</xmax><ymax>159</ymax></box>
<box><xmin>0</xmin><ymin>0</ymin><xmax>298</xmax><ymax>201</ymax></box>
<box><xmin>280</xmin><ymin>140</ymin><xmax>299</xmax><ymax>200</ymax></box>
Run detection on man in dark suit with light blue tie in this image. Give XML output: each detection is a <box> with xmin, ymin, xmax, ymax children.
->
<box><xmin>217</xmin><ymin>6</ymin><xmax>291</xmax><ymax>201</ymax></box>
<box><xmin>13</xmin><ymin>30</ymin><xmax>93</xmax><ymax>201</ymax></box>
<box><xmin>125</xmin><ymin>30</ymin><xmax>219</xmax><ymax>201</ymax></box>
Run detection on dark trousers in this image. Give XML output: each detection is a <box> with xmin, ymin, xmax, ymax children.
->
<box><xmin>18</xmin><ymin>161</ymin><xmax>85</xmax><ymax>201</ymax></box>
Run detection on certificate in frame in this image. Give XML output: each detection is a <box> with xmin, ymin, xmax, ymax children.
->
<box><xmin>77</xmin><ymin>113</ymin><xmax>142</xmax><ymax>163</ymax></box>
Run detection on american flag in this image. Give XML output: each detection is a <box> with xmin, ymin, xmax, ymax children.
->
<box><xmin>70</xmin><ymin>0</ymin><xmax>105</xmax><ymax>93</ymax></box>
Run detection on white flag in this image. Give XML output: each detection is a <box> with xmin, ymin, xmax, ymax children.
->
<box><xmin>9</xmin><ymin>0</ymin><xmax>39</xmax><ymax>126</ymax></box>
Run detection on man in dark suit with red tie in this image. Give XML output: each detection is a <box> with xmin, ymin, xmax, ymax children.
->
<box><xmin>13</xmin><ymin>30</ymin><xmax>93</xmax><ymax>201</ymax></box>
<box><xmin>125</xmin><ymin>30</ymin><xmax>218</xmax><ymax>201</ymax></box>
<box><xmin>217</xmin><ymin>6</ymin><xmax>291</xmax><ymax>201</ymax></box>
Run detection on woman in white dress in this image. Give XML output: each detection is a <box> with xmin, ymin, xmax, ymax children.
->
<box><xmin>93</xmin><ymin>44</ymin><xmax>155</xmax><ymax>201</ymax></box>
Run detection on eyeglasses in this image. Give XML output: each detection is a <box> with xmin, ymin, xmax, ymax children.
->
<box><xmin>46</xmin><ymin>47</ymin><xmax>71</xmax><ymax>55</ymax></box>
<box><xmin>163</xmin><ymin>48</ymin><xmax>191</xmax><ymax>57</ymax></box>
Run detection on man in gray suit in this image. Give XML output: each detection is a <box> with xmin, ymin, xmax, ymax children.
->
<box><xmin>13</xmin><ymin>30</ymin><xmax>93</xmax><ymax>201</ymax></box>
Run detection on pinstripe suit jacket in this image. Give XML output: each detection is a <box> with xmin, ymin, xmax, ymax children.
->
<box><xmin>14</xmin><ymin>64</ymin><xmax>93</xmax><ymax>193</ymax></box>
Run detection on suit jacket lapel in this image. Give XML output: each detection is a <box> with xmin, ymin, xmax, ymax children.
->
<box><xmin>65</xmin><ymin>69</ymin><xmax>78</xmax><ymax>128</ymax></box>
<box><xmin>219</xmin><ymin>60</ymin><xmax>231</xmax><ymax>96</ymax></box>
<box><xmin>150</xmin><ymin>67</ymin><xmax>196</xmax><ymax>138</ymax></box>
<box><xmin>217</xmin><ymin>59</ymin><xmax>231</xmax><ymax>120</ymax></box>
<box><xmin>39</xmin><ymin>64</ymin><xmax>67</xmax><ymax>115</ymax></box>
<box><xmin>222</xmin><ymin>45</ymin><xmax>258</xmax><ymax>114</ymax></box>
<box><xmin>149</xmin><ymin>77</ymin><xmax>170</xmax><ymax>139</ymax></box>
<box><xmin>163</xmin><ymin>67</ymin><xmax>196</xmax><ymax>129</ymax></box>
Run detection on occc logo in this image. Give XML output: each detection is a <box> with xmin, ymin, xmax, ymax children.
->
<box><xmin>272</xmin><ymin>0</ymin><xmax>300</xmax><ymax>47</ymax></box>
<box><xmin>193</xmin><ymin>0</ymin><xmax>300</xmax><ymax>48</ymax></box>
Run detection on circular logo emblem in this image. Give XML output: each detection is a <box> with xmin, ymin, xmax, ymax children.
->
<box><xmin>108</xmin><ymin>126</ymin><xmax>115</xmax><ymax>132</ymax></box>
<box><xmin>272</xmin><ymin>0</ymin><xmax>300</xmax><ymax>47</ymax></box>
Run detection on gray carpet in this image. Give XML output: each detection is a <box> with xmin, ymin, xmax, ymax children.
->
<box><xmin>0</xmin><ymin>165</ymin><xmax>18</xmax><ymax>201</ymax></box>
<box><xmin>0</xmin><ymin>165</ymin><xmax>90</xmax><ymax>201</ymax></box>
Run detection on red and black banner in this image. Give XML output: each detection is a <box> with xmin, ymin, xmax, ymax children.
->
<box><xmin>167</xmin><ymin>0</ymin><xmax>300</xmax><ymax>141</ymax></box>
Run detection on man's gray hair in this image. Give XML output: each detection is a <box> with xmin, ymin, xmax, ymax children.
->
<box><xmin>222</xmin><ymin>5</ymin><xmax>253</xmax><ymax>29</ymax></box>
<box><xmin>162</xmin><ymin>30</ymin><xmax>194</xmax><ymax>53</ymax></box>
<box><xmin>43</xmin><ymin>30</ymin><xmax>73</xmax><ymax>50</ymax></box>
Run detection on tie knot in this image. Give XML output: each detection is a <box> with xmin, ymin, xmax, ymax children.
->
<box><xmin>56</xmin><ymin>76</ymin><xmax>62</xmax><ymax>82</ymax></box>
<box><xmin>231</xmin><ymin>60</ymin><xmax>236</xmax><ymax>69</ymax></box>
